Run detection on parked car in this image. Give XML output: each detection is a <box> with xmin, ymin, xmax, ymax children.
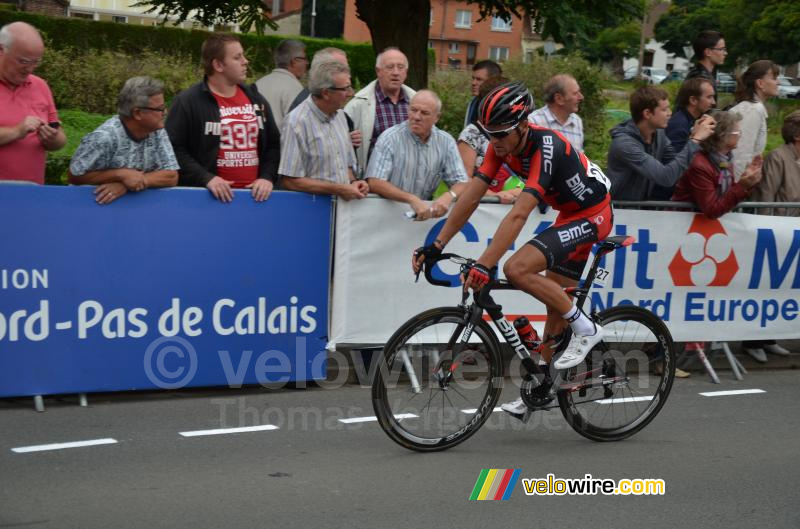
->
<box><xmin>623</xmin><ymin>66</ymin><xmax>669</xmax><ymax>84</ymax></box>
<box><xmin>716</xmin><ymin>73</ymin><xmax>736</xmax><ymax>93</ymax></box>
<box><xmin>777</xmin><ymin>76</ymin><xmax>800</xmax><ymax>99</ymax></box>
<box><xmin>661</xmin><ymin>70</ymin><xmax>687</xmax><ymax>84</ymax></box>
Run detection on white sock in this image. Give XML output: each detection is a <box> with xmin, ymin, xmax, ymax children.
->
<box><xmin>562</xmin><ymin>306</ymin><xmax>596</xmax><ymax>336</ymax></box>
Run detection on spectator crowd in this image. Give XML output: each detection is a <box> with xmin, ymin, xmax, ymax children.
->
<box><xmin>1</xmin><ymin>22</ymin><xmax>796</xmax><ymax>367</ymax></box>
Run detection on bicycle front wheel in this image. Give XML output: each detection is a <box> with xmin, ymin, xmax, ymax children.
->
<box><xmin>372</xmin><ymin>306</ymin><xmax>504</xmax><ymax>452</ymax></box>
<box><xmin>557</xmin><ymin>305</ymin><xmax>675</xmax><ymax>442</ymax></box>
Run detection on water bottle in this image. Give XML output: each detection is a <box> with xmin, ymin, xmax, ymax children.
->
<box><xmin>513</xmin><ymin>316</ymin><xmax>541</xmax><ymax>352</ymax></box>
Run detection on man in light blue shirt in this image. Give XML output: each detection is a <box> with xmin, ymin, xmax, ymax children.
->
<box><xmin>366</xmin><ymin>90</ymin><xmax>468</xmax><ymax>221</ymax></box>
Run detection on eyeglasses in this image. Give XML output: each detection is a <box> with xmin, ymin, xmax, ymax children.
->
<box><xmin>727</xmin><ymin>131</ymin><xmax>741</xmax><ymax>136</ymax></box>
<box><xmin>293</xmin><ymin>56</ymin><xmax>309</xmax><ymax>63</ymax></box>
<box><xmin>328</xmin><ymin>85</ymin><xmax>352</xmax><ymax>92</ymax></box>
<box><xmin>138</xmin><ymin>106</ymin><xmax>167</xmax><ymax>114</ymax></box>
<box><xmin>711</xmin><ymin>47</ymin><xmax>727</xmax><ymax>52</ymax></box>
<box><xmin>381</xmin><ymin>63</ymin><xmax>407</xmax><ymax>72</ymax></box>
<box><xmin>16</xmin><ymin>56</ymin><xmax>42</xmax><ymax>67</ymax></box>
<box><xmin>477</xmin><ymin>121</ymin><xmax>518</xmax><ymax>139</ymax></box>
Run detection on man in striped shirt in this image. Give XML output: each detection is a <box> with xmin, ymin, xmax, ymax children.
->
<box><xmin>280</xmin><ymin>61</ymin><xmax>368</xmax><ymax>200</ymax></box>
<box><xmin>528</xmin><ymin>74</ymin><xmax>584</xmax><ymax>152</ymax></box>
<box><xmin>366</xmin><ymin>90</ymin><xmax>468</xmax><ymax>220</ymax></box>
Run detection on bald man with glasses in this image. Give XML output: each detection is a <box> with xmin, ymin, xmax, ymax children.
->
<box><xmin>0</xmin><ymin>22</ymin><xmax>66</xmax><ymax>184</ymax></box>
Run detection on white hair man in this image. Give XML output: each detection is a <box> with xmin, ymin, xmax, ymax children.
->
<box><xmin>280</xmin><ymin>60</ymin><xmax>368</xmax><ymax>201</ymax></box>
<box><xmin>366</xmin><ymin>90</ymin><xmax>468</xmax><ymax>220</ymax></box>
<box><xmin>344</xmin><ymin>47</ymin><xmax>416</xmax><ymax>176</ymax></box>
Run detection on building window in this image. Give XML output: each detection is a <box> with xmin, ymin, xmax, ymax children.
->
<box><xmin>112</xmin><ymin>15</ymin><xmax>128</xmax><ymax>23</ymax></box>
<box><xmin>491</xmin><ymin>16</ymin><xmax>512</xmax><ymax>32</ymax></box>
<box><xmin>429</xmin><ymin>8</ymin><xmax>433</xmax><ymax>26</ymax></box>
<box><xmin>70</xmin><ymin>11</ymin><xmax>94</xmax><ymax>19</ymax></box>
<box><xmin>455</xmin><ymin>10</ymin><xmax>471</xmax><ymax>28</ymax></box>
<box><xmin>489</xmin><ymin>47</ymin><xmax>509</xmax><ymax>61</ymax></box>
<box><xmin>428</xmin><ymin>40</ymin><xmax>434</xmax><ymax>49</ymax></box>
<box><xmin>449</xmin><ymin>42</ymin><xmax>460</xmax><ymax>53</ymax></box>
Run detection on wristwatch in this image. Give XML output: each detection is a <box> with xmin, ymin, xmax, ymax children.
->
<box><xmin>448</xmin><ymin>189</ymin><xmax>458</xmax><ymax>201</ymax></box>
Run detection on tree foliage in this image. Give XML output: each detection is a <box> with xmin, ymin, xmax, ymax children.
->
<box><xmin>133</xmin><ymin>0</ymin><xmax>278</xmax><ymax>33</ymax></box>
<box><xmin>585</xmin><ymin>21</ymin><xmax>641</xmax><ymax>67</ymax></box>
<box><xmin>469</xmin><ymin>0</ymin><xmax>644</xmax><ymax>54</ymax></box>
<box><xmin>654</xmin><ymin>0</ymin><xmax>800</xmax><ymax>65</ymax></box>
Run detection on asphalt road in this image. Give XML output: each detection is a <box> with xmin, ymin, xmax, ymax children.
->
<box><xmin>1</xmin><ymin>371</ymin><xmax>798</xmax><ymax>529</ymax></box>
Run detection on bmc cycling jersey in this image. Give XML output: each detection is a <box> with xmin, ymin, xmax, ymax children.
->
<box><xmin>476</xmin><ymin>123</ymin><xmax>611</xmax><ymax>217</ymax></box>
<box><xmin>476</xmin><ymin>124</ymin><xmax>613</xmax><ymax>280</ymax></box>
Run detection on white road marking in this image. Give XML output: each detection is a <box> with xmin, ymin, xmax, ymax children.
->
<box><xmin>597</xmin><ymin>396</ymin><xmax>654</xmax><ymax>404</ymax></box>
<box><xmin>179</xmin><ymin>425</ymin><xmax>279</xmax><ymax>437</ymax></box>
<box><xmin>12</xmin><ymin>438</ymin><xmax>117</xmax><ymax>453</ymax></box>
<box><xmin>461</xmin><ymin>407</ymin><xmax>503</xmax><ymax>414</ymax></box>
<box><xmin>699</xmin><ymin>389</ymin><xmax>766</xmax><ymax>397</ymax></box>
<box><xmin>339</xmin><ymin>413</ymin><xmax>417</xmax><ymax>424</ymax></box>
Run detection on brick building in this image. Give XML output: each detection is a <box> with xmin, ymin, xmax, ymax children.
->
<box><xmin>343</xmin><ymin>0</ymin><xmax>532</xmax><ymax>69</ymax></box>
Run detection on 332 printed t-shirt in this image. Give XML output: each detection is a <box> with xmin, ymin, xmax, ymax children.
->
<box><xmin>212</xmin><ymin>86</ymin><xmax>260</xmax><ymax>187</ymax></box>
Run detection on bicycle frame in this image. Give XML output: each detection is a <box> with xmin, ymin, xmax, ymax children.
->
<box><xmin>430</xmin><ymin>236</ymin><xmax>635</xmax><ymax>383</ymax></box>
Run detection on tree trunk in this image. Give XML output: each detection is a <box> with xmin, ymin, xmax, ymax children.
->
<box><xmin>354</xmin><ymin>0</ymin><xmax>431</xmax><ymax>89</ymax></box>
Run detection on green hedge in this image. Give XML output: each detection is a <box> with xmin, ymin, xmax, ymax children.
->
<box><xmin>0</xmin><ymin>10</ymin><xmax>378</xmax><ymax>86</ymax></box>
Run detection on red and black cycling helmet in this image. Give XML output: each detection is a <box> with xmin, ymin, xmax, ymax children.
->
<box><xmin>476</xmin><ymin>81</ymin><xmax>534</xmax><ymax>134</ymax></box>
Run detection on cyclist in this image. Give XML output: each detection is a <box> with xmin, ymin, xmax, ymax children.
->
<box><xmin>412</xmin><ymin>81</ymin><xmax>613</xmax><ymax>419</ymax></box>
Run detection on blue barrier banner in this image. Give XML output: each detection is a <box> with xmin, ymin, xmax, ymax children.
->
<box><xmin>0</xmin><ymin>185</ymin><xmax>331</xmax><ymax>397</ymax></box>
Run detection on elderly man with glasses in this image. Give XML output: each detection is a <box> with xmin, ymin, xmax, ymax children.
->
<box><xmin>0</xmin><ymin>22</ymin><xmax>66</xmax><ymax>184</ymax></box>
<box><xmin>279</xmin><ymin>60</ymin><xmax>368</xmax><ymax>200</ymax></box>
<box><xmin>345</xmin><ymin>47</ymin><xmax>417</xmax><ymax>176</ymax></box>
<box><xmin>68</xmin><ymin>76</ymin><xmax>178</xmax><ymax>205</ymax></box>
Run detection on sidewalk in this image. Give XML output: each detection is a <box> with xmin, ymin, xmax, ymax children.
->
<box><xmin>332</xmin><ymin>340</ymin><xmax>799</xmax><ymax>386</ymax></box>
<box><xmin>678</xmin><ymin>340</ymin><xmax>800</xmax><ymax>376</ymax></box>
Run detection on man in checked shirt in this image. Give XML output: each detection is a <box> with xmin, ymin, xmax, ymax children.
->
<box><xmin>345</xmin><ymin>47</ymin><xmax>417</xmax><ymax>177</ymax></box>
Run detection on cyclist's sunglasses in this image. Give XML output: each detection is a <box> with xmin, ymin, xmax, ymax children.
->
<box><xmin>477</xmin><ymin>121</ymin><xmax>518</xmax><ymax>139</ymax></box>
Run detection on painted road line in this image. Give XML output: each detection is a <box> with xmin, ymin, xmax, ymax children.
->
<box><xmin>699</xmin><ymin>389</ymin><xmax>766</xmax><ymax>397</ymax></box>
<box><xmin>339</xmin><ymin>413</ymin><xmax>418</xmax><ymax>424</ymax></box>
<box><xmin>597</xmin><ymin>396</ymin><xmax>654</xmax><ymax>404</ymax></box>
<box><xmin>12</xmin><ymin>438</ymin><xmax>118</xmax><ymax>454</ymax></box>
<box><xmin>179</xmin><ymin>425</ymin><xmax>279</xmax><ymax>437</ymax></box>
<box><xmin>461</xmin><ymin>407</ymin><xmax>503</xmax><ymax>414</ymax></box>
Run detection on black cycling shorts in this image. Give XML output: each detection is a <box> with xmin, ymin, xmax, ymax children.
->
<box><xmin>527</xmin><ymin>204</ymin><xmax>613</xmax><ymax>281</ymax></box>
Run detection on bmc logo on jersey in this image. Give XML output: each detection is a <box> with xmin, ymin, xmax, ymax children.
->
<box><xmin>668</xmin><ymin>215</ymin><xmax>739</xmax><ymax>286</ymax></box>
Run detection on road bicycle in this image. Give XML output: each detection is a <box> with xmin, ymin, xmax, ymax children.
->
<box><xmin>371</xmin><ymin>236</ymin><xmax>675</xmax><ymax>452</ymax></box>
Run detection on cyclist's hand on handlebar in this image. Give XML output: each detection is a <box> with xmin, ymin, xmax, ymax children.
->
<box><xmin>464</xmin><ymin>262</ymin><xmax>492</xmax><ymax>291</ymax></box>
<box><xmin>412</xmin><ymin>241</ymin><xmax>443</xmax><ymax>276</ymax></box>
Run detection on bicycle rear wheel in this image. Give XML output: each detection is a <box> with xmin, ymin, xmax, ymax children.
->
<box><xmin>557</xmin><ymin>305</ymin><xmax>675</xmax><ymax>442</ymax></box>
<box><xmin>372</xmin><ymin>306</ymin><xmax>504</xmax><ymax>452</ymax></box>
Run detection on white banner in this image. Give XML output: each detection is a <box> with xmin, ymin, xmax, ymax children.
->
<box><xmin>329</xmin><ymin>197</ymin><xmax>800</xmax><ymax>347</ymax></box>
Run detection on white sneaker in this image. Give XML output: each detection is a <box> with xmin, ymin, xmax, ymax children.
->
<box><xmin>553</xmin><ymin>324</ymin><xmax>604</xmax><ymax>370</ymax></box>
<box><xmin>500</xmin><ymin>397</ymin><xmax>528</xmax><ymax>415</ymax></box>
<box><xmin>763</xmin><ymin>343</ymin><xmax>791</xmax><ymax>356</ymax></box>
<box><xmin>744</xmin><ymin>347</ymin><xmax>767</xmax><ymax>363</ymax></box>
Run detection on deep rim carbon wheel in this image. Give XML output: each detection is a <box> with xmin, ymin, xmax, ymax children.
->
<box><xmin>372</xmin><ymin>307</ymin><xmax>504</xmax><ymax>452</ymax></box>
<box><xmin>557</xmin><ymin>305</ymin><xmax>675</xmax><ymax>442</ymax></box>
